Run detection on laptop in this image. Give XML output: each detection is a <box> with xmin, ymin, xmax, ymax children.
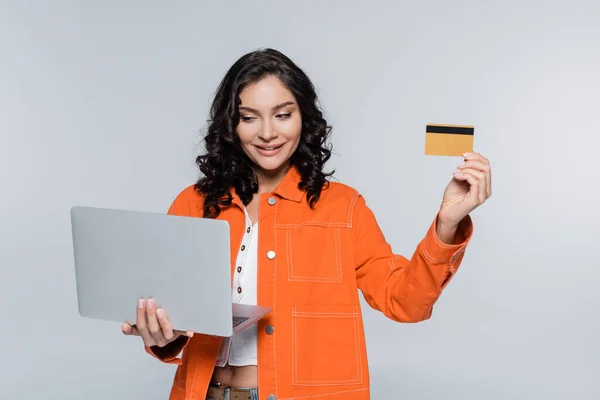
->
<box><xmin>70</xmin><ymin>206</ymin><xmax>271</xmax><ymax>337</ymax></box>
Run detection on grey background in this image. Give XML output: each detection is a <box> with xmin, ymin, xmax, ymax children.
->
<box><xmin>1</xmin><ymin>1</ymin><xmax>599</xmax><ymax>399</ymax></box>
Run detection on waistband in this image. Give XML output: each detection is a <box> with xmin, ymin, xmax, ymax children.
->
<box><xmin>206</xmin><ymin>383</ymin><xmax>259</xmax><ymax>400</ymax></box>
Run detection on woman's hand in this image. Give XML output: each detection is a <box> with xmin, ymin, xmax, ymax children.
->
<box><xmin>437</xmin><ymin>152</ymin><xmax>492</xmax><ymax>237</ymax></box>
<box><xmin>121</xmin><ymin>298</ymin><xmax>193</xmax><ymax>348</ymax></box>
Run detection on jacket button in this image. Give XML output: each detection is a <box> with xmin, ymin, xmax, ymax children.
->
<box><xmin>267</xmin><ymin>395</ymin><xmax>276</xmax><ymax>400</ymax></box>
<box><xmin>268</xmin><ymin>197</ymin><xmax>277</xmax><ymax>206</ymax></box>
<box><xmin>267</xmin><ymin>250</ymin><xmax>276</xmax><ymax>259</ymax></box>
<box><xmin>265</xmin><ymin>325</ymin><xmax>274</xmax><ymax>335</ymax></box>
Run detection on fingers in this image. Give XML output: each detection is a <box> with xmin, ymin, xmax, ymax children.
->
<box><xmin>136</xmin><ymin>298</ymin><xmax>156</xmax><ymax>346</ymax></box>
<box><xmin>157</xmin><ymin>309</ymin><xmax>195</xmax><ymax>339</ymax></box>
<box><xmin>468</xmin><ymin>152</ymin><xmax>491</xmax><ymax>196</ymax></box>
<box><xmin>464</xmin><ymin>161</ymin><xmax>490</xmax><ymax>197</ymax></box>
<box><xmin>146</xmin><ymin>298</ymin><xmax>168</xmax><ymax>346</ymax></box>
<box><xmin>177</xmin><ymin>330</ymin><xmax>195</xmax><ymax>338</ymax></box>
<box><xmin>127</xmin><ymin>298</ymin><xmax>190</xmax><ymax>346</ymax></box>
<box><xmin>453</xmin><ymin>169</ymin><xmax>487</xmax><ymax>205</ymax></box>
<box><xmin>463</xmin><ymin>151</ymin><xmax>489</xmax><ymax>164</ymax></box>
<box><xmin>459</xmin><ymin>152</ymin><xmax>492</xmax><ymax>198</ymax></box>
<box><xmin>121</xmin><ymin>322</ymin><xmax>140</xmax><ymax>336</ymax></box>
<box><xmin>156</xmin><ymin>307</ymin><xmax>175</xmax><ymax>342</ymax></box>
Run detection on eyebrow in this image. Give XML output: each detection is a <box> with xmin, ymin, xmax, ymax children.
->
<box><xmin>239</xmin><ymin>101</ymin><xmax>296</xmax><ymax>114</ymax></box>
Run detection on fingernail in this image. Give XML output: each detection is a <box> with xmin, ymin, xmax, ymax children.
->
<box><xmin>156</xmin><ymin>309</ymin><xmax>164</xmax><ymax>318</ymax></box>
<box><xmin>463</xmin><ymin>152</ymin><xmax>472</xmax><ymax>158</ymax></box>
<box><xmin>457</xmin><ymin>162</ymin><xmax>465</xmax><ymax>168</ymax></box>
<box><xmin>138</xmin><ymin>299</ymin><xmax>145</xmax><ymax>308</ymax></box>
<box><xmin>147</xmin><ymin>298</ymin><xmax>154</xmax><ymax>308</ymax></box>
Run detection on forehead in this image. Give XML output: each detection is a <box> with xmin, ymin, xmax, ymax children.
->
<box><xmin>239</xmin><ymin>75</ymin><xmax>296</xmax><ymax>107</ymax></box>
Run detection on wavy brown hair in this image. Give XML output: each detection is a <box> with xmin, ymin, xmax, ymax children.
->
<box><xmin>194</xmin><ymin>48</ymin><xmax>334</xmax><ymax>218</ymax></box>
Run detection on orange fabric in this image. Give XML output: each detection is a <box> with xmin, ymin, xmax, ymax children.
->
<box><xmin>145</xmin><ymin>167</ymin><xmax>473</xmax><ymax>399</ymax></box>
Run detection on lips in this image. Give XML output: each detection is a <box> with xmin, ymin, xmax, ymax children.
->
<box><xmin>255</xmin><ymin>144</ymin><xmax>284</xmax><ymax>151</ymax></box>
<box><xmin>254</xmin><ymin>143</ymin><xmax>285</xmax><ymax>157</ymax></box>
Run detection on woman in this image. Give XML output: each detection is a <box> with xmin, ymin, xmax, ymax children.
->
<box><xmin>122</xmin><ymin>48</ymin><xmax>492</xmax><ymax>400</ymax></box>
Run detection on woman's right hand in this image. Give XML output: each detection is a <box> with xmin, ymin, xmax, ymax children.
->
<box><xmin>121</xmin><ymin>298</ymin><xmax>193</xmax><ymax>348</ymax></box>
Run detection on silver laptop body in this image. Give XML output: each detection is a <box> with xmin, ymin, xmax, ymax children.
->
<box><xmin>70</xmin><ymin>205</ymin><xmax>260</xmax><ymax>337</ymax></box>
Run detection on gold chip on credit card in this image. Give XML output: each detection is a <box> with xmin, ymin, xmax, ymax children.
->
<box><xmin>425</xmin><ymin>124</ymin><xmax>474</xmax><ymax>156</ymax></box>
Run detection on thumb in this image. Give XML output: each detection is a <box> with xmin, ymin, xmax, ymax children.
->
<box><xmin>174</xmin><ymin>329</ymin><xmax>194</xmax><ymax>338</ymax></box>
<box><xmin>122</xmin><ymin>322</ymin><xmax>140</xmax><ymax>336</ymax></box>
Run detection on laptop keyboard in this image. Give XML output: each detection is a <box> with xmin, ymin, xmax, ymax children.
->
<box><xmin>232</xmin><ymin>315</ymin><xmax>249</xmax><ymax>327</ymax></box>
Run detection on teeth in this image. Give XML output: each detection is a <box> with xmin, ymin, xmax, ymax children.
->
<box><xmin>256</xmin><ymin>144</ymin><xmax>283</xmax><ymax>152</ymax></box>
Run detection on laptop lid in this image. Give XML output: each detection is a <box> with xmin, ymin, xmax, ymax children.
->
<box><xmin>71</xmin><ymin>205</ymin><xmax>241</xmax><ymax>336</ymax></box>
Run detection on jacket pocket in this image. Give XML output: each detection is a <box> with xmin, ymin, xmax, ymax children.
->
<box><xmin>291</xmin><ymin>305</ymin><xmax>363</xmax><ymax>386</ymax></box>
<box><xmin>285</xmin><ymin>225</ymin><xmax>343</xmax><ymax>282</ymax></box>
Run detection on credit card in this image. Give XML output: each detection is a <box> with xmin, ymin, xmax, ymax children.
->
<box><xmin>425</xmin><ymin>124</ymin><xmax>474</xmax><ymax>156</ymax></box>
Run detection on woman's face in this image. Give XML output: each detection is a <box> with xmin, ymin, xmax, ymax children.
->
<box><xmin>237</xmin><ymin>75</ymin><xmax>302</xmax><ymax>180</ymax></box>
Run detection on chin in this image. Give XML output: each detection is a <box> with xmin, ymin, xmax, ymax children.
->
<box><xmin>253</xmin><ymin>157</ymin><xmax>290</xmax><ymax>174</ymax></box>
<box><xmin>256</xmin><ymin>161</ymin><xmax>287</xmax><ymax>172</ymax></box>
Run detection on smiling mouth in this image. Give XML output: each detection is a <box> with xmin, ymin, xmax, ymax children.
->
<box><xmin>255</xmin><ymin>144</ymin><xmax>284</xmax><ymax>151</ymax></box>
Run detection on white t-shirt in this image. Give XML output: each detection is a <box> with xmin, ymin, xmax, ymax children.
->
<box><xmin>215</xmin><ymin>207</ymin><xmax>258</xmax><ymax>367</ymax></box>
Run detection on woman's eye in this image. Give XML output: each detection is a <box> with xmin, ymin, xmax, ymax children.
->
<box><xmin>241</xmin><ymin>115</ymin><xmax>255</xmax><ymax>122</ymax></box>
<box><xmin>276</xmin><ymin>113</ymin><xmax>292</xmax><ymax>119</ymax></box>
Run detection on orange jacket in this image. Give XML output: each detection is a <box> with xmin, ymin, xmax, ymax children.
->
<box><xmin>145</xmin><ymin>166</ymin><xmax>473</xmax><ymax>399</ymax></box>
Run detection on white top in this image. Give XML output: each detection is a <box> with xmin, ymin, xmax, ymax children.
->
<box><xmin>215</xmin><ymin>207</ymin><xmax>258</xmax><ymax>367</ymax></box>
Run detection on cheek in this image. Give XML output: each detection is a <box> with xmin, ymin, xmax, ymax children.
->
<box><xmin>283</xmin><ymin>118</ymin><xmax>302</xmax><ymax>142</ymax></box>
<box><xmin>236</xmin><ymin>124</ymin><xmax>254</xmax><ymax>145</ymax></box>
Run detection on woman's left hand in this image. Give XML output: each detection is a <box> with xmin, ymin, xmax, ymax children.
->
<box><xmin>438</xmin><ymin>152</ymin><xmax>492</xmax><ymax>228</ymax></box>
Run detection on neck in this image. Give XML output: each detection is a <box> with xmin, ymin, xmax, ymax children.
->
<box><xmin>255</xmin><ymin>163</ymin><xmax>291</xmax><ymax>194</ymax></box>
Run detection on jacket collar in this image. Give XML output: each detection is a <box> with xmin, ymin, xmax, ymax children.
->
<box><xmin>273</xmin><ymin>165</ymin><xmax>304</xmax><ymax>203</ymax></box>
<box><xmin>230</xmin><ymin>165</ymin><xmax>305</xmax><ymax>206</ymax></box>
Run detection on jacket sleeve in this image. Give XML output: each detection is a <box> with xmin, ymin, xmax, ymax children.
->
<box><xmin>143</xmin><ymin>188</ymin><xmax>196</xmax><ymax>364</ymax></box>
<box><xmin>144</xmin><ymin>336</ymin><xmax>190</xmax><ymax>365</ymax></box>
<box><xmin>352</xmin><ymin>194</ymin><xmax>473</xmax><ymax>322</ymax></box>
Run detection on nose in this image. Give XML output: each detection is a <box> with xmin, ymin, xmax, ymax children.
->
<box><xmin>258</xmin><ymin>119</ymin><xmax>278</xmax><ymax>141</ymax></box>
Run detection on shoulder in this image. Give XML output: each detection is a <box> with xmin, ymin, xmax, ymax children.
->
<box><xmin>302</xmin><ymin>180</ymin><xmax>362</xmax><ymax>223</ymax></box>
<box><xmin>318</xmin><ymin>180</ymin><xmax>376</xmax><ymax>225</ymax></box>
<box><xmin>320</xmin><ymin>180</ymin><xmax>361</xmax><ymax>204</ymax></box>
<box><xmin>167</xmin><ymin>184</ymin><xmax>205</xmax><ymax>217</ymax></box>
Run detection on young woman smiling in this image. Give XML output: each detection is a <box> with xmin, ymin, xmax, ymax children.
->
<box><xmin>122</xmin><ymin>48</ymin><xmax>492</xmax><ymax>400</ymax></box>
